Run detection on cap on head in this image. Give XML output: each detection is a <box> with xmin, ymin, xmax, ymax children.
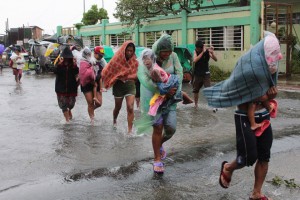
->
<box><xmin>94</xmin><ymin>46</ymin><xmax>105</xmax><ymax>54</ymax></box>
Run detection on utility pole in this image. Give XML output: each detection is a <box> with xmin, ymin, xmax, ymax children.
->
<box><xmin>102</xmin><ymin>0</ymin><xmax>104</xmax><ymax>8</ymax></box>
<box><xmin>83</xmin><ymin>0</ymin><xmax>86</xmax><ymax>14</ymax></box>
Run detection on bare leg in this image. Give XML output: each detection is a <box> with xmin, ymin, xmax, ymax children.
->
<box><xmin>84</xmin><ymin>91</ymin><xmax>95</xmax><ymax>123</ymax></box>
<box><xmin>69</xmin><ymin>109</ymin><xmax>73</xmax><ymax>120</ymax></box>
<box><xmin>113</xmin><ymin>97</ymin><xmax>124</xmax><ymax>126</ymax></box>
<box><xmin>125</xmin><ymin>95</ymin><xmax>135</xmax><ymax>133</ymax></box>
<box><xmin>135</xmin><ymin>97</ymin><xmax>140</xmax><ymax>110</ymax></box>
<box><xmin>220</xmin><ymin>159</ymin><xmax>242</xmax><ymax>188</ymax></box>
<box><xmin>248</xmin><ymin>102</ymin><xmax>261</xmax><ymax>130</ymax></box>
<box><xmin>15</xmin><ymin>74</ymin><xmax>19</xmax><ymax>83</ymax></box>
<box><xmin>194</xmin><ymin>92</ymin><xmax>199</xmax><ymax>109</ymax></box>
<box><xmin>19</xmin><ymin>73</ymin><xmax>22</xmax><ymax>83</ymax></box>
<box><xmin>182</xmin><ymin>91</ymin><xmax>193</xmax><ymax>104</ymax></box>
<box><xmin>93</xmin><ymin>83</ymin><xmax>101</xmax><ymax>107</ymax></box>
<box><xmin>250</xmin><ymin>161</ymin><xmax>269</xmax><ymax>199</ymax></box>
<box><xmin>94</xmin><ymin>91</ymin><xmax>102</xmax><ymax>109</ymax></box>
<box><xmin>63</xmin><ymin>110</ymin><xmax>70</xmax><ymax>122</ymax></box>
<box><xmin>152</xmin><ymin>124</ymin><xmax>164</xmax><ymax>172</ymax></box>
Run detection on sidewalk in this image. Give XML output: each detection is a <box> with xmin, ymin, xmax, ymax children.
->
<box><xmin>277</xmin><ymin>74</ymin><xmax>300</xmax><ymax>91</ymax></box>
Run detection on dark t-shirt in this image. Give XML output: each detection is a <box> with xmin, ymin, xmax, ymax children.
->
<box><xmin>95</xmin><ymin>59</ymin><xmax>105</xmax><ymax>82</ymax></box>
<box><xmin>194</xmin><ymin>50</ymin><xmax>210</xmax><ymax>76</ymax></box>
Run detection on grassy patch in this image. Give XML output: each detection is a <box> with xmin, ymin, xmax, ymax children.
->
<box><xmin>210</xmin><ymin>65</ymin><xmax>231</xmax><ymax>82</ymax></box>
<box><xmin>268</xmin><ymin>176</ymin><xmax>300</xmax><ymax>189</ymax></box>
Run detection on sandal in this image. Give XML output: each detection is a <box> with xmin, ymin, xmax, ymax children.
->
<box><xmin>255</xmin><ymin>120</ymin><xmax>270</xmax><ymax>137</ymax></box>
<box><xmin>160</xmin><ymin>146</ymin><xmax>167</xmax><ymax>160</ymax></box>
<box><xmin>153</xmin><ymin>162</ymin><xmax>164</xmax><ymax>174</ymax></box>
<box><xmin>249</xmin><ymin>195</ymin><xmax>271</xmax><ymax>200</ymax></box>
<box><xmin>219</xmin><ymin>161</ymin><xmax>231</xmax><ymax>189</ymax></box>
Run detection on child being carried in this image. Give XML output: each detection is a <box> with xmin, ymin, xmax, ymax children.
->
<box><xmin>141</xmin><ymin>49</ymin><xmax>186</xmax><ymax>116</ymax></box>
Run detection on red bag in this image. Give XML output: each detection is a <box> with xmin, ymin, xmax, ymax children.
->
<box><xmin>9</xmin><ymin>59</ymin><xmax>13</xmax><ymax>68</ymax></box>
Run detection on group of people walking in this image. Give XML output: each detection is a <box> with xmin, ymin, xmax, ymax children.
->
<box><xmin>9</xmin><ymin>31</ymin><xmax>282</xmax><ymax>200</ymax></box>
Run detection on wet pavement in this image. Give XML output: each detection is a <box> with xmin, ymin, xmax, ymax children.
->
<box><xmin>0</xmin><ymin>68</ymin><xmax>299</xmax><ymax>200</ymax></box>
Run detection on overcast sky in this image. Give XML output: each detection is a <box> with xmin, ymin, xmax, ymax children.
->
<box><xmin>0</xmin><ymin>0</ymin><xmax>118</xmax><ymax>35</ymax></box>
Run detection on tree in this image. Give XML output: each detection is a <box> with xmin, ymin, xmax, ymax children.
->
<box><xmin>82</xmin><ymin>5</ymin><xmax>109</xmax><ymax>25</ymax></box>
<box><xmin>114</xmin><ymin>0</ymin><xmax>248</xmax><ymax>27</ymax></box>
<box><xmin>114</xmin><ymin>0</ymin><xmax>203</xmax><ymax>27</ymax></box>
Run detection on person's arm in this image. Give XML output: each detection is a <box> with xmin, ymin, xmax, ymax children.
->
<box><xmin>208</xmin><ymin>46</ymin><xmax>217</xmax><ymax>62</ymax></box>
<box><xmin>16</xmin><ymin>55</ymin><xmax>25</xmax><ymax>64</ymax></box>
<box><xmin>193</xmin><ymin>48</ymin><xmax>206</xmax><ymax>63</ymax></box>
<box><xmin>267</xmin><ymin>86</ymin><xmax>278</xmax><ymax>100</ymax></box>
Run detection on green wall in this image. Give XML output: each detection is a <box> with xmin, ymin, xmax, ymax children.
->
<box><xmin>59</xmin><ymin>1</ymin><xmax>264</xmax><ymax>72</ymax></box>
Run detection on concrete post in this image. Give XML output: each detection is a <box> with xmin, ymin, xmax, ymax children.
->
<box><xmin>101</xmin><ymin>19</ymin><xmax>108</xmax><ymax>45</ymax></box>
<box><xmin>56</xmin><ymin>26</ymin><xmax>62</xmax><ymax>37</ymax></box>
<box><xmin>250</xmin><ymin>0</ymin><xmax>262</xmax><ymax>45</ymax></box>
<box><xmin>181</xmin><ymin>10</ymin><xmax>187</xmax><ymax>47</ymax></box>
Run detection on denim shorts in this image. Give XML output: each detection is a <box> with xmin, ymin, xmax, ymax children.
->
<box><xmin>153</xmin><ymin>110</ymin><xmax>177</xmax><ymax>140</ymax></box>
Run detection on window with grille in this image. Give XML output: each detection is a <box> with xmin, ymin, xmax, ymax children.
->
<box><xmin>145</xmin><ymin>31</ymin><xmax>177</xmax><ymax>48</ymax></box>
<box><xmin>195</xmin><ymin>26</ymin><xmax>244</xmax><ymax>51</ymax></box>
<box><xmin>171</xmin><ymin>30</ymin><xmax>178</xmax><ymax>47</ymax></box>
<box><xmin>293</xmin><ymin>13</ymin><xmax>300</xmax><ymax>24</ymax></box>
<box><xmin>110</xmin><ymin>34</ymin><xmax>132</xmax><ymax>47</ymax></box>
<box><xmin>89</xmin><ymin>36</ymin><xmax>102</xmax><ymax>49</ymax></box>
<box><xmin>145</xmin><ymin>32</ymin><xmax>162</xmax><ymax>48</ymax></box>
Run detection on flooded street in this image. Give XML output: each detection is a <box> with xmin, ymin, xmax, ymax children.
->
<box><xmin>0</xmin><ymin>68</ymin><xmax>299</xmax><ymax>200</ymax></box>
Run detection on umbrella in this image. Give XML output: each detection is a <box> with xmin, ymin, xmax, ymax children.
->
<box><xmin>0</xmin><ymin>44</ymin><xmax>5</xmax><ymax>54</ymax></box>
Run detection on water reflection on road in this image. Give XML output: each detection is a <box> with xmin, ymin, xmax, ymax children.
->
<box><xmin>0</xmin><ymin>69</ymin><xmax>299</xmax><ymax>200</ymax></box>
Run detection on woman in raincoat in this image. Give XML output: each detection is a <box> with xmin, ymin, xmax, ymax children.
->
<box><xmin>137</xmin><ymin>34</ymin><xmax>183</xmax><ymax>173</ymax></box>
<box><xmin>101</xmin><ymin>41</ymin><xmax>138</xmax><ymax>134</ymax></box>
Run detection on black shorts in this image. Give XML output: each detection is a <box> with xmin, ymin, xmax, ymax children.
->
<box><xmin>112</xmin><ymin>80</ymin><xmax>136</xmax><ymax>98</ymax></box>
<box><xmin>81</xmin><ymin>83</ymin><xmax>94</xmax><ymax>93</ymax></box>
<box><xmin>234</xmin><ymin>110</ymin><xmax>273</xmax><ymax>167</ymax></box>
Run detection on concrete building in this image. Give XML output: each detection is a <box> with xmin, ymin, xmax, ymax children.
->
<box><xmin>57</xmin><ymin>0</ymin><xmax>299</xmax><ymax>75</ymax></box>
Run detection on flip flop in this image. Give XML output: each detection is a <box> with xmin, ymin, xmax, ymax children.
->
<box><xmin>249</xmin><ymin>195</ymin><xmax>271</xmax><ymax>200</ymax></box>
<box><xmin>255</xmin><ymin>120</ymin><xmax>270</xmax><ymax>137</ymax></box>
<box><xmin>160</xmin><ymin>146</ymin><xmax>167</xmax><ymax>160</ymax></box>
<box><xmin>153</xmin><ymin>161</ymin><xmax>164</xmax><ymax>174</ymax></box>
<box><xmin>269</xmin><ymin>99</ymin><xmax>278</xmax><ymax>118</ymax></box>
<box><xmin>219</xmin><ymin>161</ymin><xmax>231</xmax><ymax>189</ymax></box>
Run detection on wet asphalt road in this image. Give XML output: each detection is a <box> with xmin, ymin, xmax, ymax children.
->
<box><xmin>0</xmin><ymin>68</ymin><xmax>299</xmax><ymax>200</ymax></box>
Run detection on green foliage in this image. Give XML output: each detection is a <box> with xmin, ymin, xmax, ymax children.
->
<box><xmin>268</xmin><ymin>176</ymin><xmax>300</xmax><ymax>189</ymax></box>
<box><xmin>82</xmin><ymin>5</ymin><xmax>109</xmax><ymax>25</ymax></box>
<box><xmin>270</xmin><ymin>176</ymin><xmax>284</xmax><ymax>186</ymax></box>
<box><xmin>114</xmin><ymin>0</ymin><xmax>205</xmax><ymax>28</ymax></box>
<box><xmin>209</xmin><ymin>65</ymin><xmax>231</xmax><ymax>82</ymax></box>
<box><xmin>291</xmin><ymin>50</ymin><xmax>300</xmax><ymax>74</ymax></box>
<box><xmin>74</xmin><ymin>23</ymin><xmax>84</xmax><ymax>30</ymax></box>
<box><xmin>289</xmin><ymin>33</ymin><xmax>300</xmax><ymax>74</ymax></box>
